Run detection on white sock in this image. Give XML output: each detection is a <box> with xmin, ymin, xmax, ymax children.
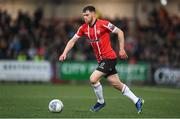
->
<box><xmin>122</xmin><ymin>84</ymin><xmax>139</xmax><ymax>104</ymax></box>
<box><xmin>92</xmin><ymin>82</ymin><xmax>104</xmax><ymax>104</ymax></box>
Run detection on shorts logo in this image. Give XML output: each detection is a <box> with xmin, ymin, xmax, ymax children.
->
<box><xmin>99</xmin><ymin>62</ymin><xmax>105</xmax><ymax>69</ymax></box>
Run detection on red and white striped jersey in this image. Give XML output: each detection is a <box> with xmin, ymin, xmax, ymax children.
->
<box><xmin>75</xmin><ymin>19</ymin><xmax>117</xmax><ymax>62</ymax></box>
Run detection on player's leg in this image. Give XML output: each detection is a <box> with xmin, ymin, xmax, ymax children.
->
<box><xmin>107</xmin><ymin>74</ymin><xmax>144</xmax><ymax>113</ymax></box>
<box><xmin>90</xmin><ymin>70</ymin><xmax>106</xmax><ymax>112</ymax></box>
<box><xmin>107</xmin><ymin>74</ymin><xmax>138</xmax><ymax>103</ymax></box>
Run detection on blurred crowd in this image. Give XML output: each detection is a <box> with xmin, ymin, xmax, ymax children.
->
<box><xmin>135</xmin><ymin>7</ymin><xmax>180</xmax><ymax>68</ymax></box>
<box><xmin>0</xmin><ymin>7</ymin><xmax>179</xmax><ymax>67</ymax></box>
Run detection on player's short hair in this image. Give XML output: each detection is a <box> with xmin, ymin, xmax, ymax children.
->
<box><xmin>83</xmin><ymin>5</ymin><xmax>96</xmax><ymax>13</ymax></box>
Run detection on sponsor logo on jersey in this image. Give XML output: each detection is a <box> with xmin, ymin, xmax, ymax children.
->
<box><xmin>88</xmin><ymin>39</ymin><xmax>100</xmax><ymax>42</ymax></box>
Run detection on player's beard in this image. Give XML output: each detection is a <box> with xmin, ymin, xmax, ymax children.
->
<box><xmin>85</xmin><ymin>17</ymin><xmax>93</xmax><ymax>25</ymax></box>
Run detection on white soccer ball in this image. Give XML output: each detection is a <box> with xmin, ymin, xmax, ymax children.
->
<box><xmin>48</xmin><ymin>99</ymin><xmax>64</xmax><ymax>112</ymax></box>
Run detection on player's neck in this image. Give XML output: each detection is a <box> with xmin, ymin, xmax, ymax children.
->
<box><xmin>89</xmin><ymin>18</ymin><xmax>97</xmax><ymax>27</ymax></box>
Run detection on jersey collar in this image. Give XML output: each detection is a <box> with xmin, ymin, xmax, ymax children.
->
<box><xmin>89</xmin><ymin>19</ymin><xmax>97</xmax><ymax>28</ymax></box>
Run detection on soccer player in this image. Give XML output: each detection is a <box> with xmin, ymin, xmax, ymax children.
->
<box><xmin>59</xmin><ymin>5</ymin><xmax>144</xmax><ymax>113</ymax></box>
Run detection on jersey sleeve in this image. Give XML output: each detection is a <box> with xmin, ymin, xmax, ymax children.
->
<box><xmin>102</xmin><ymin>20</ymin><xmax>117</xmax><ymax>33</ymax></box>
<box><xmin>75</xmin><ymin>25</ymin><xmax>84</xmax><ymax>38</ymax></box>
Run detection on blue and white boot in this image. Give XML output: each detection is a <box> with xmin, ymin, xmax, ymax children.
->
<box><xmin>90</xmin><ymin>102</ymin><xmax>106</xmax><ymax>112</ymax></box>
<box><xmin>135</xmin><ymin>98</ymin><xmax>144</xmax><ymax>114</ymax></box>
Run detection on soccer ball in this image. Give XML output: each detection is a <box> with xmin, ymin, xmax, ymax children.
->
<box><xmin>48</xmin><ymin>99</ymin><xmax>64</xmax><ymax>112</ymax></box>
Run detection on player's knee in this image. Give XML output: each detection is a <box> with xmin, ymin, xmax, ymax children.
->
<box><xmin>90</xmin><ymin>75</ymin><xmax>98</xmax><ymax>84</ymax></box>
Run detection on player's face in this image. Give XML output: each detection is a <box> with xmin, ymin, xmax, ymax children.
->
<box><xmin>83</xmin><ymin>10</ymin><xmax>94</xmax><ymax>24</ymax></box>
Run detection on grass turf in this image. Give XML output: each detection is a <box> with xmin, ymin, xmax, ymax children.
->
<box><xmin>0</xmin><ymin>83</ymin><xmax>180</xmax><ymax>118</ymax></box>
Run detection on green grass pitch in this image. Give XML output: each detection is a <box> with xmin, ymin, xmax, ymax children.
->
<box><xmin>0</xmin><ymin>83</ymin><xmax>180</xmax><ymax>118</ymax></box>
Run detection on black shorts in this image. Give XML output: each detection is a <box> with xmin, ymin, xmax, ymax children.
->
<box><xmin>96</xmin><ymin>59</ymin><xmax>117</xmax><ymax>78</ymax></box>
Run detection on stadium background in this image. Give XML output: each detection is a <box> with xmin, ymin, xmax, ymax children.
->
<box><xmin>0</xmin><ymin>0</ymin><xmax>180</xmax><ymax>118</ymax></box>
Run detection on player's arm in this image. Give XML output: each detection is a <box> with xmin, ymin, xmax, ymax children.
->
<box><xmin>113</xmin><ymin>27</ymin><xmax>128</xmax><ymax>59</ymax></box>
<box><xmin>59</xmin><ymin>35</ymin><xmax>79</xmax><ymax>61</ymax></box>
<box><xmin>102</xmin><ymin>21</ymin><xmax>128</xmax><ymax>59</ymax></box>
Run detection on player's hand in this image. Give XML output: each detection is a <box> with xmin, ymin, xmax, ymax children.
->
<box><xmin>59</xmin><ymin>54</ymin><xmax>67</xmax><ymax>61</ymax></box>
<box><xmin>119</xmin><ymin>49</ymin><xmax>128</xmax><ymax>60</ymax></box>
